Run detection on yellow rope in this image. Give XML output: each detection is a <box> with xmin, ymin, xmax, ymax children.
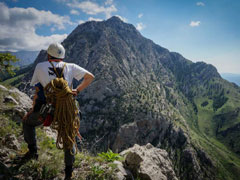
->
<box><xmin>44</xmin><ymin>77</ymin><xmax>80</xmax><ymax>150</ymax></box>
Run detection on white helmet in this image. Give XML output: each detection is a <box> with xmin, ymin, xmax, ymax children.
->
<box><xmin>47</xmin><ymin>43</ymin><xmax>65</xmax><ymax>59</ymax></box>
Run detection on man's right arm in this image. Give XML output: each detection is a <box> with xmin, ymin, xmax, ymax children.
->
<box><xmin>72</xmin><ymin>72</ymin><xmax>94</xmax><ymax>95</ymax></box>
<box><xmin>77</xmin><ymin>72</ymin><xmax>95</xmax><ymax>93</ymax></box>
<box><xmin>72</xmin><ymin>64</ymin><xmax>95</xmax><ymax>95</ymax></box>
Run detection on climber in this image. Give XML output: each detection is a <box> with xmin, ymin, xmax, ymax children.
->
<box><xmin>22</xmin><ymin>42</ymin><xmax>94</xmax><ymax>180</ymax></box>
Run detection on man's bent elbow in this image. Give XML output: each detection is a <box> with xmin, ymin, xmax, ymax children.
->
<box><xmin>85</xmin><ymin>72</ymin><xmax>95</xmax><ymax>80</ymax></box>
<box><xmin>84</xmin><ymin>73</ymin><xmax>95</xmax><ymax>85</ymax></box>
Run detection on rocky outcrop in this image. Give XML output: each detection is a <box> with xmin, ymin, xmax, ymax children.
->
<box><xmin>119</xmin><ymin>143</ymin><xmax>178</xmax><ymax>180</ymax></box>
<box><xmin>3</xmin><ymin>134</ymin><xmax>20</xmax><ymax>150</ymax></box>
<box><xmin>0</xmin><ymin>85</ymin><xmax>32</xmax><ymax>122</ymax></box>
<box><xmin>112</xmin><ymin>118</ymin><xmax>173</xmax><ymax>153</ymax></box>
<box><xmin>114</xmin><ymin>160</ymin><xmax>133</xmax><ymax>180</ymax></box>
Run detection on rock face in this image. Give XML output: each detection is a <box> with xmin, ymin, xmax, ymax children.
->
<box><xmin>112</xmin><ymin>118</ymin><xmax>173</xmax><ymax>153</ymax></box>
<box><xmin>120</xmin><ymin>143</ymin><xmax>178</xmax><ymax>180</ymax></box>
<box><xmin>3</xmin><ymin>134</ymin><xmax>20</xmax><ymax>150</ymax></box>
<box><xmin>18</xmin><ymin>16</ymin><xmax>240</xmax><ymax>179</ymax></box>
<box><xmin>0</xmin><ymin>84</ymin><xmax>32</xmax><ymax>122</ymax></box>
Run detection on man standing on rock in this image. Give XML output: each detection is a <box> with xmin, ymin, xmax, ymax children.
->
<box><xmin>22</xmin><ymin>42</ymin><xmax>94</xmax><ymax>179</ymax></box>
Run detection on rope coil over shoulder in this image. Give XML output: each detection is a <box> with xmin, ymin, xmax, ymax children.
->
<box><xmin>44</xmin><ymin>61</ymin><xmax>80</xmax><ymax>150</ymax></box>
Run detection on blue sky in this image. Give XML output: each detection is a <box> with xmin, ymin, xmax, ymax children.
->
<box><xmin>0</xmin><ymin>0</ymin><xmax>239</xmax><ymax>73</ymax></box>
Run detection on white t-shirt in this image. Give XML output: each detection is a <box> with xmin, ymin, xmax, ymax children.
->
<box><xmin>30</xmin><ymin>61</ymin><xmax>90</xmax><ymax>88</ymax></box>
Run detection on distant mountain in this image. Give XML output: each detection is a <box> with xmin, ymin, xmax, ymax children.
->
<box><xmin>0</xmin><ymin>50</ymin><xmax>39</xmax><ymax>67</ymax></box>
<box><xmin>221</xmin><ymin>73</ymin><xmax>240</xmax><ymax>86</ymax></box>
<box><xmin>18</xmin><ymin>16</ymin><xmax>240</xmax><ymax>180</ymax></box>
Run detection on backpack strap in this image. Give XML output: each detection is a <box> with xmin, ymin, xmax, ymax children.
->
<box><xmin>61</xmin><ymin>63</ymin><xmax>66</xmax><ymax>77</ymax></box>
<box><xmin>49</xmin><ymin>61</ymin><xmax>66</xmax><ymax>78</ymax></box>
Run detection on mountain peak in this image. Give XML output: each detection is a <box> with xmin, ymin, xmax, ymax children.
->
<box><xmin>105</xmin><ymin>15</ymin><xmax>129</xmax><ymax>29</ymax></box>
<box><xmin>107</xmin><ymin>16</ymin><xmax>123</xmax><ymax>23</ymax></box>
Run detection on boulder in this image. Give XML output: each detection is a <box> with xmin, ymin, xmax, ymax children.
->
<box><xmin>9</xmin><ymin>87</ymin><xmax>32</xmax><ymax>110</ymax></box>
<box><xmin>0</xmin><ymin>85</ymin><xmax>8</xmax><ymax>91</ymax></box>
<box><xmin>4</xmin><ymin>95</ymin><xmax>19</xmax><ymax>105</ymax></box>
<box><xmin>113</xmin><ymin>160</ymin><xmax>133</xmax><ymax>180</ymax></box>
<box><xmin>0</xmin><ymin>85</ymin><xmax>32</xmax><ymax>122</ymax></box>
<box><xmin>0</xmin><ymin>148</ymin><xmax>9</xmax><ymax>160</ymax></box>
<box><xmin>4</xmin><ymin>134</ymin><xmax>20</xmax><ymax>150</ymax></box>
<box><xmin>120</xmin><ymin>143</ymin><xmax>178</xmax><ymax>180</ymax></box>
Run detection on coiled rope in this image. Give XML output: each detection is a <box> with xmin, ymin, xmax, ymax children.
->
<box><xmin>44</xmin><ymin>77</ymin><xmax>80</xmax><ymax>150</ymax></box>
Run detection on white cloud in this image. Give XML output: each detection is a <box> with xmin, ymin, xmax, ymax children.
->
<box><xmin>0</xmin><ymin>4</ymin><xmax>72</xmax><ymax>29</ymax></box>
<box><xmin>0</xmin><ymin>3</ymin><xmax>70</xmax><ymax>51</ymax></box>
<box><xmin>138</xmin><ymin>13</ymin><xmax>143</xmax><ymax>18</ymax></box>
<box><xmin>78</xmin><ymin>20</ymin><xmax>85</xmax><ymax>24</ymax></box>
<box><xmin>105</xmin><ymin>0</ymin><xmax>113</xmax><ymax>5</ymax></box>
<box><xmin>67</xmin><ymin>1</ymin><xmax>117</xmax><ymax>18</ymax></box>
<box><xmin>136</xmin><ymin>22</ymin><xmax>146</xmax><ymax>31</ymax></box>
<box><xmin>70</xmin><ymin>9</ymin><xmax>80</xmax><ymax>15</ymax></box>
<box><xmin>115</xmin><ymin>15</ymin><xmax>128</xmax><ymax>22</ymax></box>
<box><xmin>196</xmin><ymin>2</ymin><xmax>205</xmax><ymax>6</ymax></box>
<box><xmin>190</xmin><ymin>21</ymin><xmax>201</xmax><ymax>27</ymax></box>
<box><xmin>78</xmin><ymin>17</ymin><xmax>103</xmax><ymax>24</ymax></box>
<box><xmin>88</xmin><ymin>17</ymin><xmax>103</xmax><ymax>22</ymax></box>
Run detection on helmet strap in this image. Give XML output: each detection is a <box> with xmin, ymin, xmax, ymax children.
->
<box><xmin>48</xmin><ymin>59</ymin><xmax>63</xmax><ymax>62</ymax></box>
<box><xmin>48</xmin><ymin>54</ymin><xmax>63</xmax><ymax>62</ymax></box>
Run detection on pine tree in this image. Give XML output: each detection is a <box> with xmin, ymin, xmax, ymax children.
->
<box><xmin>0</xmin><ymin>52</ymin><xmax>19</xmax><ymax>78</ymax></box>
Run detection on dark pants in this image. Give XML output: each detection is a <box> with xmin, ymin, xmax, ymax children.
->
<box><xmin>23</xmin><ymin>111</ymin><xmax>78</xmax><ymax>166</ymax></box>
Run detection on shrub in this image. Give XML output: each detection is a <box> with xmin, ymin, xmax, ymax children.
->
<box><xmin>97</xmin><ymin>149</ymin><xmax>122</xmax><ymax>162</ymax></box>
<box><xmin>89</xmin><ymin>165</ymin><xmax>105</xmax><ymax>180</ymax></box>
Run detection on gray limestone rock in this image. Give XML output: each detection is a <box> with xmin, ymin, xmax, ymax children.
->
<box><xmin>4</xmin><ymin>95</ymin><xmax>18</xmax><ymax>105</ymax></box>
<box><xmin>9</xmin><ymin>87</ymin><xmax>32</xmax><ymax>110</ymax></box>
<box><xmin>0</xmin><ymin>148</ymin><xmax>9</xmax><ymax>160</ymax></box>
<box><xmin>0</xmin><ymin>85</ymin><xmax>32</xmax><ymax>123</ymax></box>
<box><xmin>0</xmin><ymin>85</ymin><xmax>8</xmax><ymax>91</ymax></box>
<box><xmin>4</xmin><ymin>134</ymin><xmax>20</xmax><ymax>150</ymax></box>
<box><xmin>120</xmin><ymin>143</ymin><xmax>178</xmax><ymax>180</ymax></box>
<box><xmin>113</xmin><ymin>160</ymin><xmax>133</xmax><ymax>180</ymax></box>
